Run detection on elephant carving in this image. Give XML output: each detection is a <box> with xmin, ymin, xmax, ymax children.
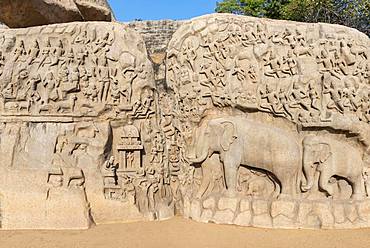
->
<box><xmin>186</xmin><ymin>116</ymin><xmax>301</xmax><ymax>198</ymax></box>
<box><xmin>301</xmin><ymin>135</ymin><xmax>365</xmax><ymax>199</ymax></box>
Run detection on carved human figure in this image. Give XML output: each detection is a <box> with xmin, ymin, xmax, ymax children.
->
<box><xmin>322</xmin><ymin>73</ymin><xmax>345</xmax><ymax>113</ymax></box>
<box><xmin>259</xmin><ymin>83</ymin><xmax>280</xmax><ymax>114</ymax></box>
<box><xmin>342</xmin><ymin>78</ymin><xmax>360</xmax><ymax>111</ymax></box>
<box><xmin>289</xmin><ymin>80</ymin><xmax>310</xmax><ymax>111</ymax></box>
<box><xmin>38</xmin><ymin>39</ymin><xmax>53</xmax><ymax>69</ymax></box>
<box><xmin>127</xmin><ymin>152</ymin><xmax>134</xmax><ymax>169</ymax></box>
<box><xmin>27</xmin><ymin>39</ymin><xmax>40</xmax><ymax>65</ymax></box>
<box><xmin>301</xmin><ymin>135</ymin><xmax>365</xmax><ymax>199</ymax></box>
<box><xmin>13</xmin><ymin>39</ymin><xmax>27</xmax><ymax>62</ymax></box>
<box><xmin>50</xmin><ymin>39</ymin><xmax>65</xmax><ymax>66</ymax></box>
<box><xmin>264</xmin><ymin>53</ymin><xmax>283</xmax><ymax>78</ymax></box>
<box><xmin>102</xmin><ymin>156</ymin><xmax>118</xmax><ymax>186</ymax></box>
<box><xmin>307</xmin><ymin>80</ymin><xmax>321</xmax><ymax>112</ymax></box>
<box><xmin>150</xmin><ymin>132</ymin><xmax>164</xmax><ymax>164</ymax></box>
<box><xmin>282</xmin><ymin>50</ymin><xmax>299</xmax><ymax>76</ymax></box>
<box><xmin>276</xmin><ymin>88</ymin><xmax>294</xmax><ymax>119</ymax></box>
<box><xmin>42</xmin><ymin>71</ymin><xmax>60</xmax><ymax>103</ymax></box>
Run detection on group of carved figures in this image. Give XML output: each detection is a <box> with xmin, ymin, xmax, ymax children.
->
<box><xmin>258</xmin><ymin>73</ymin><xmax>370</xmax><ymax>123</ymax></box>
<box><xmin>1</xmin><ymin>16</ymin><xmax>370</xmax><ymax>223</ymax></box>
<box><xmin>168</xmin><ymin>19</ymin><xmax>369</xmax><ymax>124</ymax></box>
<box><xmin>0</xmin><ymin>27</ymin><xmax>155</xmax><ymax>118</ymax></box>
<box><xmin>100</xmin><ymin>119</ymin><xmax>182</xmax><ymax>215</ymax></box>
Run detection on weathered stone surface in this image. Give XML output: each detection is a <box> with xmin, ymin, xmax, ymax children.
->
<box><xmin>127</xmin><ymin>20</ymin><xmax>183</xmax><ymax>64</ymax></box>
<box><xmin>252</xmin><ymin>200</ymin><xmax>269</xmax><ymax>216</ymax></box>
<box><xmin>333</xmin><ymin>204</ymin><xmax>346</xmax><ymax>224</ymax></box>
<box><xmin>203</xmin><ymin>197</ymin><xmax>216</xmax><ymax>209</ymax></box>
<box><xmin>313</xmin><ymin>203</ymin><xmax>335</xmax><ymax>228</ymax></box>
<box><xmin>200</xmin><ymin>209</ymin><xmax>214</xmax><ymax>223</ymax></box>
<box><xmin>344</xmin><ymin>204</ymin><xmax>359</xmax><ymax>223</ymax></box>
<box><xmin>218</xmin><ymin>197</ymin><xmax>238</xmax><ymax>212</ymax></box>
<box><xmin>0</xmin><ymin>0</ymin><xmax>113</xmax><ymax>28</ymax></box>
<box><xmin>239</xmin><ymin>199</ymin><xmax>251</xmax><ymax>212</ymax></box>
<box><xmin>271</xmin><ymin>200</ymin><xmax>296</xmax><ymax>219</ymax></box>
<box><xmin>234</xmin><ymin>211</ymin><xmax>252</xmax><ymax>226</ymax></box>
<box><xmin>166</xmin><ymin>13</ymin><xmax>369</xmax><ymax>230</ymax></box>
<box><xmin>1</xmin><ymin>12</ymin><xmax>370</xmax><ymax>230</ymax></box>
<box><xmin>0</xmin><ymin>20</ymin><xmax>158</xmax><ymax>229</ymax></box>
<box><xmin>190</xmin><ymin>200</ymin><xmax>202</xmax><ymax>221</ymax></box>
<box><xmin>212</xmin><ymin>209</ymin><xmax>235</xmax><ymax>224</ymax></box>
<box><xmin>358</xmin><ymin>200</ymin><xmax>370</xmax><ymax>221</ymax></box>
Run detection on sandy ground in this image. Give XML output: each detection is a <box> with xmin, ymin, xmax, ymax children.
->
<box><xmin>1</xmin><ymin>217</ymin><xmax>370</xmax><ymax>248</ymax></box>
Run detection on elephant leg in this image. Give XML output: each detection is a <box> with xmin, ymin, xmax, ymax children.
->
<box><xmin>222</xmin><ymin>151</ymin><xmax>242</xmax><ymax>196</ymax></box>
<box><xmin>319</xmin><ymin>171</ymin><xmax>335</xmax><ymax>197</ymax></box>
<box><xmin>196</xmin><ymin>174</ymin><xmax>211</xmax><ymax>199</ymax></box>
<box><xmin>224</xmin><ymin>161</ymin><xmax>238</xmax><ymax>196</ymax></box>
<box><xmin>277</xmin><ymin>171</ymin><xmax>295</xmax><ymax>198</ymax></box>
<box><xmin>349</xmin><ymin>175</ymin><xmax>364</xmax><ymax>200</ymax></box>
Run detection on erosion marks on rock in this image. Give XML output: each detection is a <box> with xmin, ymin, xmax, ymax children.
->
<box><xmin>166</xmin><ymin>14</ymin><xmax>370</xmax><ymax>229</ymax></box>
<box><xmin>0</xmin><ymin>13</ymin><xmax>369</xmax><ymax>229</ymax></box>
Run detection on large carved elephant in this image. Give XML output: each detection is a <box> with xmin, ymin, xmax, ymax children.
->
<box><xmin>186</xmin><ymin>116</ymin><xmax>301</xmax><ymax>197</ymax></box>
<box><xmin>301</xmin><ymin>135</ymin><xmax>365</xmax><ymax>199</ymax></box>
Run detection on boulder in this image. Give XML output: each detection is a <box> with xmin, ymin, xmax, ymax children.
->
<box><xmin>0</xmin><ymin>0</ymin><xmax>113</xmax><ymax>28</ymax></box>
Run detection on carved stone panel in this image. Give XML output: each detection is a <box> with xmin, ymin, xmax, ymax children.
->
<box><xmin>166</xmin><ymin>14</ymin><xmax>370</xmax><ymax>229</ymax></box>
<box><xmin>0</xmin><ymin>13</ymin><xmax>370</xmax><ymax>230</ymax></box>
<box><xmin>0</xmin><ymin>21</ymin><xmax>173</xmax><ymax>229</ymax></box>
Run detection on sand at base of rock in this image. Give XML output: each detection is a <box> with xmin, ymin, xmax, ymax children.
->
<box><xmin>0</xmin><ymin>217</ymin><xmax>370</xmax><ymax>248</ymax></box>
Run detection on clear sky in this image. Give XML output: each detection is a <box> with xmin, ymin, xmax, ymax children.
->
<box><xmin>108</xmin><ymin>0</ymin><xmax>219</xmax><ymax>22</ymax></box>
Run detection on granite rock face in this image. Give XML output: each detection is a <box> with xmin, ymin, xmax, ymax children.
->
<box><xmin>0</xmin><ymin>0</ymin><xmax>113</xmax><ymax>28</ymax></box>
<box><xmin>0</xmin><ymin>13</ymin><xmax>369</xmax><ymax>230</ymax></box>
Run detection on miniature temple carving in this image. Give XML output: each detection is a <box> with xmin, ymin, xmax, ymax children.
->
<box><xmin>117</xmin><ymin>122</ymin><xmax>143</xmax><ymax>173</ymax></box>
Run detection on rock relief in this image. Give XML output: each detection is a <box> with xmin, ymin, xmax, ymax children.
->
<box><xmin>0</xmin><ymin>13</ymin><xmax>370</xmax><ymax>229</ymax></box>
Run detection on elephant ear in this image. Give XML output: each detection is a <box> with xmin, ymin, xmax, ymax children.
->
<box><xmin>220</xmin><ymin>121</ymin><xmax>237</xmax><ymax>151</ymax></box>
<box><xmin>318</xmin><ymin>143</ymin><xmax>332</xmax><ymax>163</ymax></box>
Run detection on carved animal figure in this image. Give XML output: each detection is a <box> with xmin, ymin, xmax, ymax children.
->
<box><xmin>56</xmin><ymin>95</ymin><xmax>77</xmax><ymax>113</ymax></box>
<box><xmin>38</xmin><ymin>103</ymin><xmax>54</xmax><ymax>113</ymax></box>
<box><xmin>4</xmin><ymin>101</ymin><xmax>30</xmax><ymax>112</ymax></box>
<box><xmin>18</xmin><ymin>100</ymin><xmax>31</xmax><ymax>112</ymax></box>
<box><xmin>186</xmin><ymin>116</ymin><xmax>301</xmax><ymax>197</ymax></box>
<box><xmin>4</xmin><ymin>102</ymin><xmax>19</xmax><ymax>111</ymax></box>
<box><xmin>301</xmin><ymin>135</ymin><xmax>365</xmax><ymax>199</ymax></box>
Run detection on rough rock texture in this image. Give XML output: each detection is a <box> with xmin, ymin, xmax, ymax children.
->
<box><xmin>0</xmin><ymin>21</ymin><xmax>156</xmax><ymax>229</ymax></box>
<box><xmin>0</xmin><ymin>22</ymin><xmax>7</xmax><ymax>29</ymax></box>
<box><xmin>167</xmin><ymin>14</ymin><xmax>370</xmax><ymax>229</ymax></box>
<box><xmin>127</xmin><ymin>20</ymin><xmax>183</xmax><ymax>86</ymax></box>
<box><xmin>0</xmin><ymin>0</ymin><xmax>113</xmax><ymax>28</ymax></box>
<box><xmin>127</xmin><ymin>20</ymin><xmax>183</xmax><ymax>64</ymax></box>
<box><xmin>0</xmin><ymin>13</ymin><xmax>369</xmax><ymax>230</ymax></box>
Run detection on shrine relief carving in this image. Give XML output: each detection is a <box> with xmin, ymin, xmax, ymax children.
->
<box><xmin>0</xmin><ymin>13</ymin><xmax>369</xmax><ymax>230</ymax></box>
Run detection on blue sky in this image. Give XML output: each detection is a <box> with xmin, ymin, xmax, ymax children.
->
<box><xmin>108</xmin><ymin>0</ymin><xmax>219</xmax><ymax>22</ymax></box>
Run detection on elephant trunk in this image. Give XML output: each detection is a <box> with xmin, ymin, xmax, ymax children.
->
<box><xmin>187</xmin><ymin>147</ymin><xmax>209</xmax><ymax>164</ymax></box>
<box><xmin>301</xmin><ymin>150</ymin><xmax>315</xmax><ymax>192</ymax></box>
<box><xmin>186</xmin><ymin>127</ymin><xmax>209</xmax><ymax>164</ymax></box>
